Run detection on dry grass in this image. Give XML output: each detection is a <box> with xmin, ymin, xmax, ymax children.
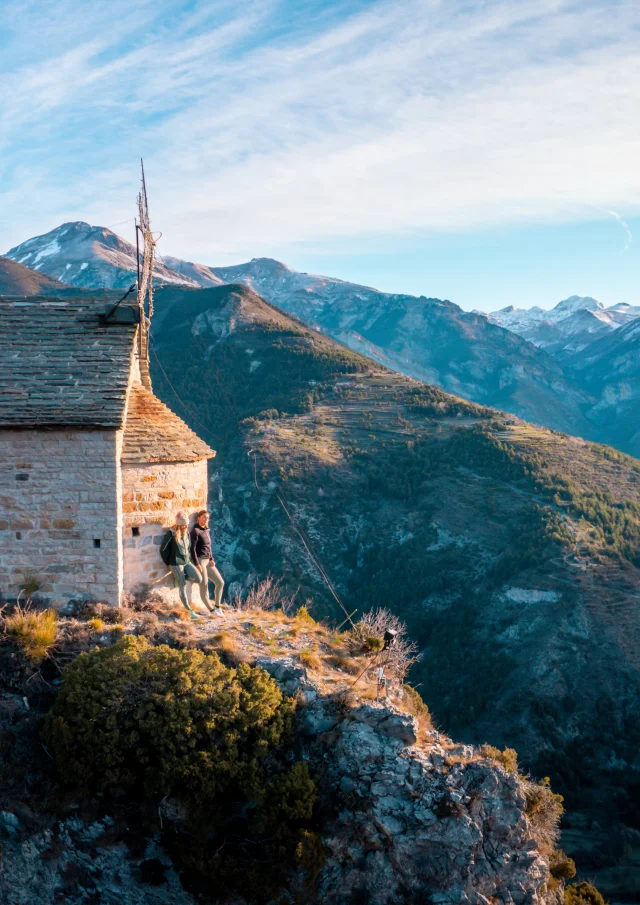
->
<box><xmin>80</xmin><ymin>602</ymin><xmax>122</xmax><ymax>624</ymax></box>
<box><xmin>295</xmin><ymin>605</ymin><xmax>316</xmax><ymax>626</ymax></box>
<box><xmin>212</xmin><ymin>631</ymin><xmax>237</xmax><ymax>655</ymax></box>
<box><xmin>298</xmin><ymin>649</ymin><xmax>322</xmax><ymax>670</ymax></box>
<box><xmin>247</xmin><ymin>624</ymin><xmax>268</xmax><ymax>641</ymax></box>
<box><xmin>87</xmin><ymin>617</ymin><xmax>105</xmax><ymax>632</ymax></box>
<box><xmin>232</xmin><ymin>575</ymin><xmax>299</xmax><ymax>614</ymax></box>
<box><xmin>159</xmin><ymin>622</ymin><xmax>198</xmax><ymax>648</ymax></box>
<box><xmin>325</xmin><ymin>653</ymin><xmax>361</xmax><ymax>675</ymax></box>
<box><xmin>401</xmin><ymin>685</ymin><xmax>432</xmax><ymax>727</ymax></box>
<box><xmin>5</xmin><ymin>607</ymin><xmax>58</xmax><ymax>663</ymax></box>
<box><xmin>167</xmin><ymin>605</ymin><xmax>192</xmax><ymax>622</ymax></box>
<box><xmin>130</xmin><ymin>612</ymin><xmax>160</xmax><ymax>639</ymax></box>
<box><xmin>480</xmin><ymin>744</ymin><xmax>518</xmax><ymax>774</ymax></box>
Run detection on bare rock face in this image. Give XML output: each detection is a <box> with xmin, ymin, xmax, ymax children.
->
<box><xmin>315</xmin><ymin>705</ymin><xmax>549</xmax><ymax>905</ymax></box>
<box><xmin>0</xmin><ymin>816</ymin><xmax>195</xmax><ymax>905</ymax></box>
<box><xmin>258</xmin><ymin>660</ymin><xmax>555</xmax><ymax>905</ymax></box>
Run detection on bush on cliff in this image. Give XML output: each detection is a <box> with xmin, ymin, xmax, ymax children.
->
<box><xmin>42</xmin><ymin>637</ymin><xmax>322</xmax><ymax>903</ymax></box>
<box><xmin>522</xmin><ymin>776</ymin><xmax>564</xmax><ymax>846</ymax></box>
<box><xmin>564</xmin><ymin>881</ymin><xmax>608</xmax><ymax>905</ymax></box>
<box><xmin>190</xmin><ymin>761</ymin><xmax>323</xmax><ymax>900</ymax></box>
<box><xmin>549</xmin><ymin>848</ymin><xmax>576</xmax><ymax>881</ymax></box>
<box><xmin>42</xmin><ymin>636</ymin><xmax>294</xmax><ymax>802</ymax></box>
<box><xmin>480</xmin><ymin>744</ymin><xmax>518</xmax><ymax>774</ymax></box>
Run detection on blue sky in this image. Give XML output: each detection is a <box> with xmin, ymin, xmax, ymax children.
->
<box><xmin>1</xmin><ymin>0</ymin><xmax>640</xmax><ymax>311</ymax></box>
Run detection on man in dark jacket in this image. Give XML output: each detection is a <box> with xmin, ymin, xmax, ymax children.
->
<box><xmin>191</xmin><ymin>510</ymin><xmax>224</xmax><ymax>609</ymax></box>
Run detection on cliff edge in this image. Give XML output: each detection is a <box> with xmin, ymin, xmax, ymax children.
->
<box><xmin>0</xmin><ymin>592</ymin><xmax>569</xmax><ymax>905</ymax></box>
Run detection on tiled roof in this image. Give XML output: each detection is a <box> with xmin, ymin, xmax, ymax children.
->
<box><xmin>0</xmin><ymin>299</ymin><xmax>137</xmax><ymax>428</ymax></box>
<box><xmin>122</xmin><ymin>383</ymin><xmax>215</xmax><ymax>464</ymax></box>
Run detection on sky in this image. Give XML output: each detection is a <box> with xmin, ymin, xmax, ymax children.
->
<box><xmin>1</xmin><ymin>0</ymin><xmax>640</xmax><ymax>311</ymax></box>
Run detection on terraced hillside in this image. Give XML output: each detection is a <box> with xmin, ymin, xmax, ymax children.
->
<box><xmin>150</xmin><ymin>284</ymin><xmax>640</xmax><ymax>831</ymax></box>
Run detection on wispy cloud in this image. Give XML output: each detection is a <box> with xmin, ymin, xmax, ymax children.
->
<box><xmin>606</xmin><ymin>210</ymin><xmax>633</xmax><ymax>253</ymax></box>
<box><xmin>1</xmin><ymin>0</ymin><xmax>640</xmax><ymax>262</ymax></box>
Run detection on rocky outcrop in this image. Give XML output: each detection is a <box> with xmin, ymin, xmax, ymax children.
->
<box><xmin>0</xmin><ymin>650</ymin><xmax>558</xmax><ymax>905</ymax></box>
<box><xmin>261</xmin><ymin>659</ymin><xmax>556</xmax><ymax>905</ymax></box>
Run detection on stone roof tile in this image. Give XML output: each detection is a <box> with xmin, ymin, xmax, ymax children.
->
<box><xmin>0</xmin><ymin>299</ymin><xmax>137</xmax><ymax>428</ymax></box>
<box><xmin>122</xmin><ymin>383</ymin><xmax>215</xmax><ymax>464</ymax></box>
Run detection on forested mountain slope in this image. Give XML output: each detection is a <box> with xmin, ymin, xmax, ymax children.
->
<box><xmin>206</xmin><ymin>258</ymin><xmax>594</xmax><ymax>438</ymax></box>
<box><xmin>150</xmin><ymin>284</ymin><xmax>640</xmax><ymax>832</ymax></box>
<box><xmin>566</xmin><ymin>317</ymin><xmax>640</xmax><ymax>460</ymax></box>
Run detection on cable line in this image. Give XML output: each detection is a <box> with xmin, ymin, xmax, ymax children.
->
<box><xmin>249</xmin><ymin>449</ymin><xmax>356</xmax><ymax>630</ymax></box>
<box><xmin>149</xmin><ymin>340</ymin><xmax>224</xmax><ymax>445</ymax></box>
<box><xmin>150</xmin><ymin>322</ymin><xmax>356</xmax><ymax>630</ymax></box>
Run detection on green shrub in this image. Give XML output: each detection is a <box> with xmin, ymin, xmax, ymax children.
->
<box><xmin>564</xmin><ymin>881</ymin><xmax>607</xmax><ymax>905</ymax></box>
<box><xmin>259</xmin><ymin>761</ymin><xmax>317</xmax><ymax>828</ymax></box>
<box><xmin>549</xmin><ymin>848</ymin><xmax>576</xmax><ymax>881</ymax></box>
<box><xmin>42</xmin><ymin>636</ymin><xmax>294</xmax><ymax>802</ymax></box>
<box><xmin>480</xmin><ymin>744</ymin><xmax>518</xmax><ymax>774</ymax></box>
<box><xmin>175</xmin><ymin>761</ymin><xmax>320</xmax><ymax>903</ymax></box>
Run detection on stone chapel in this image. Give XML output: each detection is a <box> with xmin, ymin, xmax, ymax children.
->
<box><xmin>0</xmin><ymin>297</ymin><xmax>215</xmax><ymax>607</ymax></box>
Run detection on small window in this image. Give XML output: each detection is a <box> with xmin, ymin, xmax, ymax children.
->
<box><xmin>132</xmin><ymin>527</ymin><xmax>140</xmax><ymax>537</ymax></box>
<box><xmin>15</xmin><ymin>531</ymin><xmax>22</xmax><ymax>540</ymax></box>
<box><xmin>93</xmin><ymin>539</ymin><xmax>101</xmax><ymax>548</ymax></box>
<box><xmin>15</xmin><ymin>473</ymin><xmax>29</xmax><ymax>482</ymax></box>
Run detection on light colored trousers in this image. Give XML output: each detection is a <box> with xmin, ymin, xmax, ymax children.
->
<box><xmin>197</xmin><ymin>558</ymin><xmax>224</xmax><ymax>608</ymax></box>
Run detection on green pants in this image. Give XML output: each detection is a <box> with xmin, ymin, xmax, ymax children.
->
<box><xmin>171</xmin><ymin>564</ymin><xmax>195</xmax><ymax>610</ymax></box>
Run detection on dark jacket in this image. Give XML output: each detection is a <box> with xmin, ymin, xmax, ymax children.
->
<box><xmin>160</xmin><ymin>529</ymin><xmax>193</xmax><ymax>566</ymax></box>
<box><xmin>191</xmin><ymin>524</ymin><xmax>213</xmax><ymax>561</ymax></box>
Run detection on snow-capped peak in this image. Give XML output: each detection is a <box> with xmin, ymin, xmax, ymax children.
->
<box><xmin>5</xmin><ymin>221</ymin><xmax>199</xmax><ymax>292</ymax></box>
<box><xmin>551</xmin><ymin>296</ymin><xmax>604</xmax><ymax>319</ymax></box>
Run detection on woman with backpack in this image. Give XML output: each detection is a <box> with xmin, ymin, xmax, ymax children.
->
<box><xmin>160</xmin><ymin>512</ymin><xmax>203</xmax><ymax>619</ymax></box>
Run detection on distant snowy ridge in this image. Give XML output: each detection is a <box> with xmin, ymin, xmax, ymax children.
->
<box><xmin>481</xmin><ymin>295</ymin><xmax>640</xmax><ymax>360</ymax></box>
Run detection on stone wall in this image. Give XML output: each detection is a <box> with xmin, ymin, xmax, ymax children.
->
<box><xmin>121</xmin><ymin>460</ymin><xmax>208</xmax><ymax>593</ymax></box>
<box><xmin>0</xmin><ymin>429</ymin><xmax>122</xmax><ymax>607</ymax></box>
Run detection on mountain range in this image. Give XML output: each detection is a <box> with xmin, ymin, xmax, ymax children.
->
<box><xmin>483</xmin><ymin>295</ymin><xmax>640</xmax><ymax>361</ymax></box>
<box><xmin>4</xmin><ymin>221</ymin><xmax>640</xmax><ymax>457</ymax></box>
<box><xmin>146</xmin><ymin>281</ymin><xmax>640</xmax><ymax>898</ymax></box>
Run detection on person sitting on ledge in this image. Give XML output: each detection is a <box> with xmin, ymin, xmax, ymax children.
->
<box><xmin>191</xmin><ymin>509</ymin><xmax>225</xmax><ymax>613</ymax></box>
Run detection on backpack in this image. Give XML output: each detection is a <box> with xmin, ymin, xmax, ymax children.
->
<box><xmin>160</xmin><ymin>531</ymin><xmax>174</xmax><ymax>566</ymax></box>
